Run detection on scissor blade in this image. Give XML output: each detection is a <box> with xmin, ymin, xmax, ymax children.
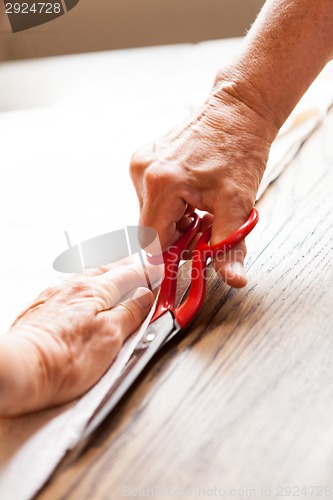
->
<box><xmin>80</xmin><ymin>311</ymin><xmax>178</xmax><ymax>443</ymax></box>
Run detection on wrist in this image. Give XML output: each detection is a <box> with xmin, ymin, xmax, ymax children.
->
<box><xmin>211</xmin><ymin>65</ymin><xmax>281</xmax><ymax>143</ymax></box>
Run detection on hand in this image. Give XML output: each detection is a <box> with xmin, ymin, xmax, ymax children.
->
<box><xmin>130</xmin><ymin>71</ymin><xmax>279</xmax><ymax>287</ymax></box>
<box><xmin>0</xmin><ymin>261</ymin><xmax>159</xmax><ymax>417</ymax></box>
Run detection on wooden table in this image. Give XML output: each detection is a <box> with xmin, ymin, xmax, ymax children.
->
<box><xmin>0</xmin><ymin>38</ymin><xmax>332</xmax><ymax>499</ymax></box>
<box><xmin>37</xmin><ymin>109</ymin><xmax>333</xmax><ymax>498</ymax></box>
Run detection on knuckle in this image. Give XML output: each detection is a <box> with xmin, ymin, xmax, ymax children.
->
<box><xmin>143</xmin><ymin>165</ymin><xmax>159</xmax><ymax>187</ymax></box>
<box><xmin>143</xmin><ymin>164</ymin><xmax>175</xmax><ymax>193</ymax></box>
<box><xmin>64</xmin><ymin>279</ymin><xmax>92</xmax><ymax>298</ymax></box>
<box><xmin>129</xmin><ymin>153</ymin><xmax>140</xmax><ymax>177</ymax></box>
<box><xmin>130</xmin><ymin>146</ymin><xmax>152</xmax><ymax>175</ymax></box>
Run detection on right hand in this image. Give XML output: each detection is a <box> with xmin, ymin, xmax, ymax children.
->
<box><xmin>130</xmin><ymin>71</ymin><xmax>279</xmax><ymax>287</ymax></box>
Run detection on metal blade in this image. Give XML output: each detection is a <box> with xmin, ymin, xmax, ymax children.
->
<box><xmin>80</xmin><ymin>311</ymin><xmax>178</xmax><ymax>442</ymax></box>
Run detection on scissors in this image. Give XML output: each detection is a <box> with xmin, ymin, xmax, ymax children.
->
<box><xmin>79</xmin><ymin>208</ymin><xmax>259</xmax><ymax>443</ymax></box>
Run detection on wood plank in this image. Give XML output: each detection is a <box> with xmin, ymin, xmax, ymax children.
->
<box><xmin>38</xmin><ymin>111</ymin><xmax>333</xmax><ymax>499</ymax></box>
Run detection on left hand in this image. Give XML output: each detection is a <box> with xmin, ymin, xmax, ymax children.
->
<box><xmin>0</xmin><ymin>262</ymin><xmax>158</xmax><ymax>417</ymax></box>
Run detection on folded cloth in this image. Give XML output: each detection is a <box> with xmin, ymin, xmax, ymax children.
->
<box><xmin>0</xmin><ymin>45</ymin><xmax>333</xmax><ymax>500</ymax></box>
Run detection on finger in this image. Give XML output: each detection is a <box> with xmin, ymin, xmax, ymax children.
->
<box><xmin>72</xmin><ymin>255</ymin><xmax>138</xmax><ymax>278</ymax></box>
<box><xmin>100</xmin><ymin>288</ymin><xmax>154</xmax><ymax>342</ymax></box>
<box><xmin>139</xmin><ymin>193</ymin><xmax>187</xmax><ymax>251</ymax></box>
<box><xmin>138</xmin><ymin>162</ymin><xmax>202</xmax><ymax>251</ymax></box>
<box><xmin>92</xmin><ymin>262</ymin><xmax>162</xmax><ymax>311</ymax></box>
<box><xmin>214</xmin><ymin>241</ymin><xmax>247</xmax><ymax>288</ymax></box>
<box><xmin>176</xmin><ymin>204</ymin><xmax>196</xmax><ymax>234</ymax></box>
<box><xmin>181</xmin><ymin>212</ymin><xmax>214</xmax><ymax>260</ymax></box>
<box><xmin>211</xmin><ymin>205</ymin><xmax>252</xmax><ymax>288</ymax></box>
<box><xmin>184</xmin><ymin>204</ymin><xmax>195</xmax><ymax>216</ymax></box>
<box><xmin>130</xmin><ymin>144</ymin><xmax>156</xmax><ymax>208</ymax></box>
<box><xmin>176</xmin><ymin>215</ymin><xmax>193</xmax><ymax>233</ymax></box>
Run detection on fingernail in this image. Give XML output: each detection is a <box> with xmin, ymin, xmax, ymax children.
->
<box><xmin>227</xmin><ymin>262</ymin><xmax>247</xmax><ymax>281</ymax></box>
<box><xmin>134</xmin><ymin>290</ymin><xmax>153</xmax><ymax>309</ymax></box>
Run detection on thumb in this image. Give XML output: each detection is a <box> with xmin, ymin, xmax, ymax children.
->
<box><xmin>210</xmin><ymin>205</ymin><xmax>252</xmax><ymax>288</ymax></box>
<box><xmin>108</xmin><ymin>287</ymin><xmax>155</xmax><ymax>341</ymax></box>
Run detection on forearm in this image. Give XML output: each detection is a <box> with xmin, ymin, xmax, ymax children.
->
<box><xmin>215</xmin><ymin>0</ymin><xmax>333</xmax><ymax>131</ymax></box>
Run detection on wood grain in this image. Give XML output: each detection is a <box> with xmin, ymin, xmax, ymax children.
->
<box><xmin>38</xmin><ymin>111</ymin><xmax>333</xmax><ymax>500</ymax></box>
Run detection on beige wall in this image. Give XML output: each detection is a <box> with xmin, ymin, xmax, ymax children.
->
<box><xmin>0</xmin><ymin>0</ymin><xmax>264</xmax><ymax>61</ymax></box>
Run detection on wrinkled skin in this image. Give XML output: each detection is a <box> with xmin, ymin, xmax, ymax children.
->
<box><xmin>0</xmin><ymin>261</ymin><xmax>161</xmax><ymax>417</ymax></box>
<box><xmin>131</xmin><ymin>0</ymin><xmax>333</xmax><ymax>288</ymax></box>
<box><xmin>130</xmin><ymin>79</ymin><xmax>278</xmax><ymax>288</ymax></box>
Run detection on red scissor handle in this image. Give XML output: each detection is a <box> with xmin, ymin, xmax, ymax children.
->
<box><xmin>150</xmin><ymin>208</ymin><xmax>259</xmax><ymax>328</ymax></box>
